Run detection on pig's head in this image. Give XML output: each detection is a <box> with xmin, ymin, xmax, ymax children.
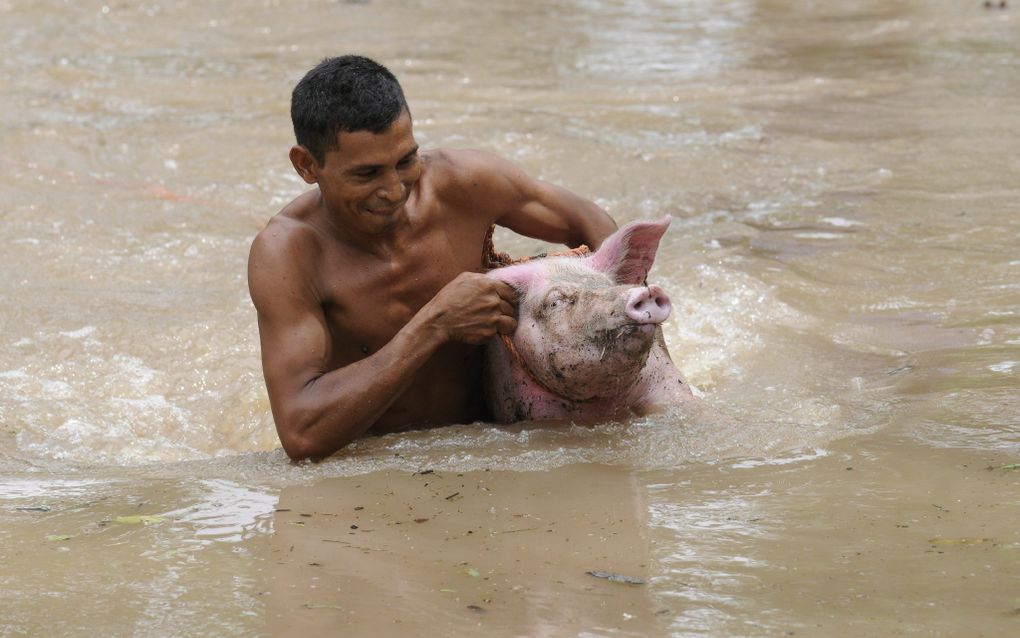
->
<box><xmin>489</xmin><ymin>216</ymin><xmax>673</xmax><ymax>402</ymax></box>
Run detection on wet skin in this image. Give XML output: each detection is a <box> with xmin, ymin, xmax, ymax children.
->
<box><xmin>247</xmin><ymin>111</ymin><xmax>616</xmax><ymax>460</ymax></box>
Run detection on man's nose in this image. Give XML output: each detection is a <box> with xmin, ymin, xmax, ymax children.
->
<box><xmin>376</xmin><ymin>170</ymin><xmax>405</xmax><ymax>202</ymax></box>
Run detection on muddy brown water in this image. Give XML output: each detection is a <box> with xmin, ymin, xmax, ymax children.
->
<box><xmin>1</xmin><ymin>1</ymin><xmax>1018</xmax><ymax>636</ymax></box>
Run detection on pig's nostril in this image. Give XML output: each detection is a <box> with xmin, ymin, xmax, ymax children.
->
<box><xmin>627</xmin><ymin>287</ymin><xmax>671</xmax><ymax>324</ymax></box>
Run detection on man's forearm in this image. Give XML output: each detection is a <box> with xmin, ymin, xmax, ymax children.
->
<box><xmin>534</xmin><ymin>180</ymin><xmax>617</xmax><ymax>251</ymax></box>
<box><xmin>572</xmin><ymin>200</ymin><xmax>617</xmax><ymax>251</ymax></box>
<box><xmin>273</xmin><ymin>314</ymin><xmax>444</xmax><ymax>460</ymax></box>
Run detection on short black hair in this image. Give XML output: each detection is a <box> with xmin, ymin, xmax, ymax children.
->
<box><xmin>290</xmin><ymin>55</ymin><xmax>408</xmax><ymax>165</ymax></box>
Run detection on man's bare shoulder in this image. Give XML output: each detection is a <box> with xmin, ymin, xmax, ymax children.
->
<box><xmin>421</xmin><ymin>148</ymin><xmax>527</xmax><ymax>213</ymax></box>
<box><xmin>248</xmin><ymin>192</ymin><xmax>327</xmax><ymax>306</ymax></box>
<box><xmin>423</xmin><ymin>148</ymin><xmax>516</xmax><ymax>183</ymax></box>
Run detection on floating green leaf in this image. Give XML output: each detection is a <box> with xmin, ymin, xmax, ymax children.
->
<box><xmin>114</xmin><ymin>515</ymin><xmax>166</xmax><ymax>525</ymax></box>
<box><xmin>46</xmin><ymin>534</ymin><xmax>73</xmax><ymax>542</ymax></box>
<box><xmin>1000</xmin><ymin>463</ymin><xmax>1020</xmax><ymax>471</ymax></box>
<box><xmin>465</xmin><ymin>567</ymin><xmax>480</xmax><ymax>578</ymax></box>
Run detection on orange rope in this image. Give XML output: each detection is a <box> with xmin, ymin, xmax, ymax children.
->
<box><xmin>481</xmin><ymin>224</ymin><xmax>590</xmax><ymax>272</ymax></box>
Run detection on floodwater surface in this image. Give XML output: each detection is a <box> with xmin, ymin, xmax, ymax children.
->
<box><xmin>1</xmin><ymin>0</ymin><xmax>1018</xmax><ymax>636</ymax></box>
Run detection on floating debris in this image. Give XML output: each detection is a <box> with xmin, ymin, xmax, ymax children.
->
<box><xmin>114</xmin><ymin>515</ymin><xmax>166</xmax><ymax>525</ymax></box>
<box><xmin>928</xmin><ymin>537</ymin><xmax>994</xmax><ymax>547</ymax></box>
<box><xmin>586</xmin><ymin>570</ymin><xmax>647</xmax><ymax>585</ymax></box>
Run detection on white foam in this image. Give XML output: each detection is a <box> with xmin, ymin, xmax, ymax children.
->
<box><xmin>794</xmin><ymin>232</ymin><xmax>843</xmax><ymax>240</ymax></box>
<box><xmin>39</xmin><ymin>379</ymin><xmax>73</xmax><ymax>398</ymax></box>
<box><xmin>663</xmin><ymin>262</ymin><xmax>805</xmax><ymax>388</ymax></box>
<box><xmin>59</xmin><ymin>326</ymin><xmax>96</xmax><ymax>339</ymax></box>
<box><xmin>113</xmin><ymin>354</ymin><xmax>157</xmax><ymax>390</ymax></box>
<box><xmin>988</xmin><ymin>361</ymin><xmax>1017</xmax><ymax>373</ymax></box>
<box><xmin>821</xmin><ymin>216</ymin><xmax>863</xmax><ymax>228</ymax></box>
<box><xmin>730</xmin><ymin>448</ymin><xmax>831</xmax><ymax>469</ymax></box>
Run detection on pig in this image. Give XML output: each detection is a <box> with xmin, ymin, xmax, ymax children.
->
<box><xmin>484</xmin><ymin>216</ymin><xmax>695</xmax><ymax>423</ymax></box>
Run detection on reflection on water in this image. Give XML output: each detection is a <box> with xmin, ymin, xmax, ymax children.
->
<box><xmin>0</xmin><ymin>475</ymin><xmax>274</xmax><ymax>636</ymax></box>
<box><xmin>1</xmin><ymin>0</ymin><xmax>1019</xmax><ymax>635</ymax></box>
<box><xmin>0</xmin><ymin>477</ymin><xmax>114</xmax><ymax>501</ymax></box>
<box><xmin>163</xmin><ymin>479</ymin><xmax>278</xmax><ymax>544</ymax></box>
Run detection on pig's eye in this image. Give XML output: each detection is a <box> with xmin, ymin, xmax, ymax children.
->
<box><xmin>544</xmin><ymin>288</ymin><xmax>576</xmax><ymax>310</ymax></box>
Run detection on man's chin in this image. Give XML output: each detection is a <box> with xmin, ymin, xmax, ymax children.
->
<box><xmin>354</xmin><ymin>205</ymin><xmax>406</xmax><ymax>233</ymax></box>
<box><xmin>365</xmin><ymin>201</ymin><xmax>408</xmax><ymax>219</ymax></box>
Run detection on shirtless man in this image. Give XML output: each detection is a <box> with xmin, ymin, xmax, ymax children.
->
<box><xmin>248</xmin><ymin>56</ymin><xmax>616</xmax><ymax>461</ymax></box>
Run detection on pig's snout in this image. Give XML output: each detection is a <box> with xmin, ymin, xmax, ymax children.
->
<box><xmin>625</xmin><ymin>285</ymin><xmax>672</xmax><ymax>324</ymax></box>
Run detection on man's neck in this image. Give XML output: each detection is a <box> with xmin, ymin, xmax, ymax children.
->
<box><xmin>317</xmin><ymin>198</ymin><xmax>414</xmax><ymax>259</ymax></box>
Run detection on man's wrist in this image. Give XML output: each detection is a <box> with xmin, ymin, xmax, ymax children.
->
<box><xmin>403</xmin><ymin>304</ymin><xmax>449</xmax><ymax>352</ymax></box>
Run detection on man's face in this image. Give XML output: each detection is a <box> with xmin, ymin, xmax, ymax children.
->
<box><xmin>314</xmin><ymin>110</ymin><xmax>421</xmax><ymax>233</ymax></box>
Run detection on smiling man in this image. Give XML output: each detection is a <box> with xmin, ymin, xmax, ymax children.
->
<box><xmin>248</xmin><ymin>56</ymin><xmax>616</xmax><ymax>460</ymax></box>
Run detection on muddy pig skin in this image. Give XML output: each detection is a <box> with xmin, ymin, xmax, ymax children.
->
<box><xmin>485</xmin><ymin>216</ymin><xmax>695</xmax><ymax>423</ymax></box>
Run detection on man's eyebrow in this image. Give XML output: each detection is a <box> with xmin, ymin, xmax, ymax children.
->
<box><xmin>348</xmin><ymin>146</ymin><xmax>419</xmax><ymax>174</ymax></box>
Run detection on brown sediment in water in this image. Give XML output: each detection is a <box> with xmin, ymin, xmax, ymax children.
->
<box><xmin>1</xmin><ymin>435</ymin><xmax>1018</xmax><ymax>635</ymax></box>
<box><xmin>266</xmin><ymin>464</ymin><xmax>660</xmax><ymax>635</ymax></box>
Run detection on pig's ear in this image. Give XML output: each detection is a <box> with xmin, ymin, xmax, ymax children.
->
<box><xmin>588</xmin><ymin>216</ymin><xmax>671</xmax><ymax>284</ymax></box>
<box><xmin>486</xmin><ymin>263</ymin><xmax>536</xmax><ymax>291</ymax></box>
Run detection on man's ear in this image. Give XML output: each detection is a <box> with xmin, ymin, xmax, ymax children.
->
<box><xmin>289</xmin><ymin>145</ymin><xmax>320</xmax><ymax>185</ymax></box>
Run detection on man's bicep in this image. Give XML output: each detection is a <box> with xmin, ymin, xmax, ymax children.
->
<box><xmin>500</xmin><ymin>180</ymin><xmax>585</xmax><ymax>243</ymax></box>
<box><xmin>455</xmin><ymin>152</ymin><xmax>577</xmax><ymax>237</ymax></box>
<box><xmin>249</xmin><ymin>253</ymin><xmax>332</xmax><ymax>411</ymax></box>
<box><xmin>443</xmin><ymin>149</ymin><xmax>615</xmax><ymax>247</ymax></box>
<box><xmin>256</xmin><ymin>302</ymin><xmax>332</xmax><ymax>396</ymax></box>
<box><xmin>498</xmin><ymin>176</ymin><xmax>616</xmax><ymax>249</ymax></box>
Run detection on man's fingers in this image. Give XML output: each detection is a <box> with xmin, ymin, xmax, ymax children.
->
<box><xmin>498</xmin><ymin>299</ymin><xmax>515</xmax><ymax>317</ymax></box>
<box><xmin>491</xmin><ymin>280</ymin><xmax>519</xmax><ymax>303</ymax></box>
<box><xmin>497</xmin><ymin>315</ymin><xmax>517</xmax><ymax>335</ymax></box>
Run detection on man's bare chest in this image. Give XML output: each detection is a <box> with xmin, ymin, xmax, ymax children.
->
<box><xmin>317</xmin><ymin>230</ymin><xmax>485</xmax><ymax>356</ymax></box>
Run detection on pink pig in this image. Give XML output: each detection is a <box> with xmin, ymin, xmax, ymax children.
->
<box><xmin>485</xmin><ymin>216</ymin><xmax>695</xmax><ymax>423</ymax></box>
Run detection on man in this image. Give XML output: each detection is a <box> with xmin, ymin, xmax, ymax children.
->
<box><xmin>248</xmin><ymin>56</ymin><xmax>616</xmax><ymax>460</ymax></box>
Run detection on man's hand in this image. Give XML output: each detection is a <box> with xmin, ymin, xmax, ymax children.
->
<box><xmin>423</xmin><ymin>272</ymin><xmax>518</xmax><ymax>344</ymax></box>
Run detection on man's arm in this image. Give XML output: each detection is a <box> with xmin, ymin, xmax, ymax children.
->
<box><xmin>248</xmin><ymin>226</ymin><xmax>517</xmax><ymax>461</ymax></box>
<box><xmin>441</xmin><ymin>149</ymin><xmax>618</xmax><ymax>250</ymax></box>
